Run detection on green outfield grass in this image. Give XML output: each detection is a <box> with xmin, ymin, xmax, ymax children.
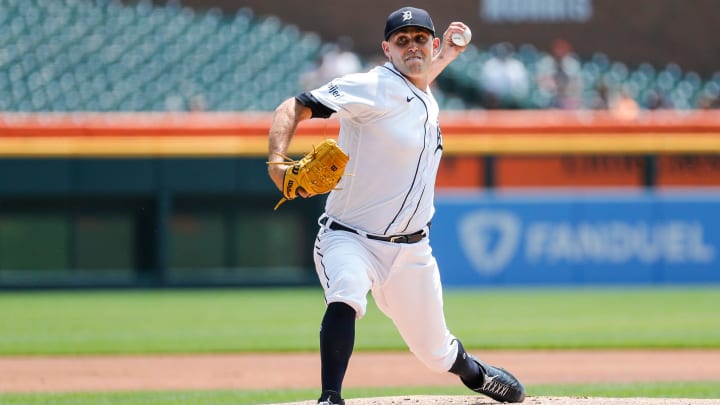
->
<box><xmin>0</xmin><ymin>287</ymin><xmax>718</xmax><ymax>404</ymax></box>
<box><xmin>0</xmin><ymin>286</ymin><xmax>718</xmax><ymax>355</ymax></box>
<box><xmin>0</xmin><ymin>382</ymin><xmax>719</xmax><ymax>405</ymax></box>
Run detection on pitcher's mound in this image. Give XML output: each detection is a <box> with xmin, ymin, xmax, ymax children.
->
<box><xmin>277</xmin><ymin>396</ymin><xmax>718</xmax><ymax>404</ymax></box>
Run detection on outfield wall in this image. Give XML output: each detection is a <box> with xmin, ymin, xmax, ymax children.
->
<box><xmin>1</xmin><ymin>110</ymin><xmax>719</xmax><ymax>287</ymax></box>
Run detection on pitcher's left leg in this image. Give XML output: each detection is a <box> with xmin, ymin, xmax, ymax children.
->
<box><xmin>372</xmin><ymin>243</ymin><xmax>457</xmax><ymax>372</ymax></box>
<box><xmin>372</xmin><ymin>242</ymin><xmax>525</xmax><ymax>403</ymax></box>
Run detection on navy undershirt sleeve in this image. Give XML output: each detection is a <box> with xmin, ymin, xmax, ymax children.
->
<box><xmin>296</xmin><ymin>92</ymin><xmax>336</xmax><ymax>119</ymax></box>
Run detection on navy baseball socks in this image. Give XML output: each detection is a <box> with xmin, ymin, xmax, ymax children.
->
<box><xmin>317</xmin><ymin>390</ymin><xmax>344</xmax><ymax>405</ymax></box>
<box><xmin>449</xmin><ymin>340</ymin><xmax>526</xmax><ymax>403</ymax></box>
<box><xmin>317</xmin><ymin>302</ymin><xmax>355</xmax><ymax>405</ymax></box>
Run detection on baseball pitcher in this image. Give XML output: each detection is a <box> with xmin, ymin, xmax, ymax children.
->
<box><xmin>268</xmin><ymin>6</ymin><xmax>525</xmax><ymax>405</ymax></box>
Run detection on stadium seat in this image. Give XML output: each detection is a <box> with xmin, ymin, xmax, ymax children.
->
<box><xmin>0</xmin><ymin>0</ymin><xmax>326</xmax><ymax>111</ymax></box>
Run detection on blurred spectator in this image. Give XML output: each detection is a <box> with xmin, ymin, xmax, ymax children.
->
<box><xmin>609</xmin><ymin>85</ymin><xmax>640</xmax><ymax>119</ymax></box>
<box><xmin>698</xmin><ymin>94</ymin><xmax>720</xmax><ymax>109</ymax></box>
<box><xmin>587</xmin><ymin>80</ymin><xmax>610</xmax><ymax>110</ymax></box>
<box><xmin>536</xmin><ymin>39</ymin><xmax>583</xmax><ymax>109</ymax></box>
<box><xmin>300</xmin><ymin>36</ymin><xmax>363</xmax><ymax>90</ymax></box>
<box><xmin>300</xmin><ymin>55</ymin><xmax>326</xmax><ymax>91</ymax></box>
<box><xmin>643</xmin><ymin>87</ymin><xmax>673</xmax><ymax>110</ymax></box>
<box><xmin>164</xmin><ymin>94</ymin><xmax>206</xmax><ymax>112</ymax></box>
<box><xmin>189</xmin><ymin>94</ymin><xmax>207</xmax><ymax>112</ymax></box>
<box><xmin>697</xmin><ymin>83</ymin><xmax>720</xmax><ymax>109</ymax></box>
<box><xmin>478</xmin><ymin>42</ymin><xmax>530</xmax><ymax>109</ymax></box>
<box><xmin>320</xmin><ymin>36</ymin><xmax>364</xmax><ymax>79</ymax></box>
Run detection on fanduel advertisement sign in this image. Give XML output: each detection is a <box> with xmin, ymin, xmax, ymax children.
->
<box><xmin>433</xmin><ymin>192</ymin><xmax>720</xmax><ymax>286</ymax></box>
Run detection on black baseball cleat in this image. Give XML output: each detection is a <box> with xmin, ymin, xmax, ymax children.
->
<box><xmin>461</xmin><ymin>355</ymin><xmax>526</xmax><ymax>403</ymax></box>
<box><xmin>317</xmin><ymin>390</ymin><xmax>345</xmax><ymax>405</ymax></box>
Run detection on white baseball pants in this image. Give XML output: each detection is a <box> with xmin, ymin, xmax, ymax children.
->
<box><xmin>313</xmin><ymin>220</ymin><xmax>459</xmax><ymax>373</ymax></box>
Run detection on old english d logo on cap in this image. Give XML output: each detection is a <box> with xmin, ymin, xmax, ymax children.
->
<box><xmin>384</xmin><ymin>7</ymin><xmax>435</xmax><ymax>40</ymax></box>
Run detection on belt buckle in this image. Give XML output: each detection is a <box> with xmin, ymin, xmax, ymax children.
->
<box><xmin>389</xmin><ymin>235</ymin><xmax>407</xmax><ymax>243</ymax></box>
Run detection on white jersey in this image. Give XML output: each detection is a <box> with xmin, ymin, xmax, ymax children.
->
<box><xmin>309</xmin><ymin>62</ymin><xmax>443</xmax><ymax>236</ymax></box>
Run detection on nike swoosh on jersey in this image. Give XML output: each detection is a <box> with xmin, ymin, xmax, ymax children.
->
<box><xmin>406</xmin><ymin>96</ymin><xmax>415</xmax><ymax>102</ymax></box>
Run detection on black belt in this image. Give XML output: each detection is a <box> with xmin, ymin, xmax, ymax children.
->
<box><xmin>320</xmin><ymin>217</ymin><xmax>427</xmax><ymax>244</ymax></box>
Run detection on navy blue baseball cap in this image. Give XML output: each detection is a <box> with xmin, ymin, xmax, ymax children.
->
<box><xmin>384</xmin><ymin>7</ymin><xmax>435</xmax><ymax>40</ymax></box>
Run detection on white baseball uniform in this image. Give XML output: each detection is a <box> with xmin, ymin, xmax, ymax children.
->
<box><xmin>306</xmin><ymin>62</ymin><xmax>459</xmax><ymax>373</ymax></box>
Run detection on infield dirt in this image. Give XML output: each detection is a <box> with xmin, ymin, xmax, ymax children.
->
<box><xmin>1</xmin><ymin>349</ymin><xmax>718</xmax><ymax>404</ymax></box>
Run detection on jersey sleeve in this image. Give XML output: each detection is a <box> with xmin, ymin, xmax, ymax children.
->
<box><xmin>307</xmin><ymin>72</ymin><xmax>384</xmax><ymax>124</ymax></box>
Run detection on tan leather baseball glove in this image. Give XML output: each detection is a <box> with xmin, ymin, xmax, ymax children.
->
<box><xmin>269</xmin><ymin>139</ymin><xmax>349</xmax><ymax>210</ymax></box>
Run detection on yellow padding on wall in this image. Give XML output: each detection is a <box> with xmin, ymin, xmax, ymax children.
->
<box><xmin>2</xmin><ymin>133</ymin><xmax>719</xmax><ymax>157</ymax></box>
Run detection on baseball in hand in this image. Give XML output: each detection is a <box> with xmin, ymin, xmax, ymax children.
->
<box><xmin>451</xmin><ymin>27</ymin><xmax>472</xmax><ymax>46</ymax></box>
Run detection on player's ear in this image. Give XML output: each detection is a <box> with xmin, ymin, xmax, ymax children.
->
<box><xmin>433</xmin><ymin>37</ymin><xmax>441</xmax><ymax>53</ymax></box>
<box><xmin>381</xmin><ymin>41</ymin><xmax>391</xmax><ymax>58</ymax></box>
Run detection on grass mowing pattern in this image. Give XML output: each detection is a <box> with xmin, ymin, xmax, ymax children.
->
<box><xmin>0</xmin><ymin>287</ymin><xmax>718</xmax><ymax>355</ymax></box>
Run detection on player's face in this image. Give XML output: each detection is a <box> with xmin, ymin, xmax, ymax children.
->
<box><xmin>383</xmin><ymin>28</ymin><xmax>438</xmax><ymax>79</ymax></box>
